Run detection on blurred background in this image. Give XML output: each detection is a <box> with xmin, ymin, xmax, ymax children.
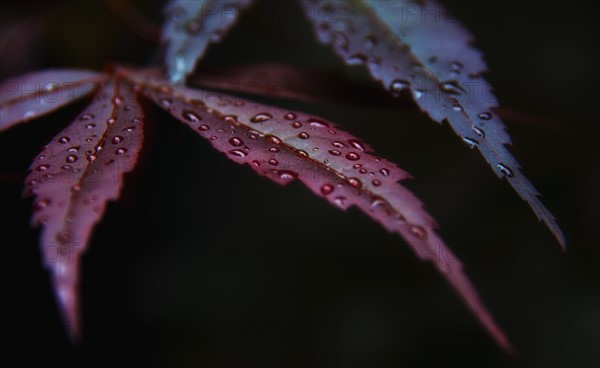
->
<box><xmin>1</xmin><ymin>0</ymin><xmax>598</xmax><ymax>367</ymax></box>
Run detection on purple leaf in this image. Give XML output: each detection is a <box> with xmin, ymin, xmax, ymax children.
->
<box><xmin>0</xmin><ymin>70</ymin><xmax>107</xmax><ymax>132</ymax></box>
<box><xmin>162</xmin><ymin>0</ymin><xmax>255</xmax><ymax>83</ymax></box>
<box><xmin>127</xmin><ymin>68</ymin><xmax>513</xmax><ymax>352</ymax></box>
<box><xmin>23</xmin><ymin>78</ymin><xmax>144</xmax><ymax>339</ymax></box>
<box><xmin>298</xmin><ymin>0</ymin><xmax>565</xmax><ymax>249</ymax></box>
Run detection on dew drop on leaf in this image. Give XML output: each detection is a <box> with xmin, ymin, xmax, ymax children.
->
<box><xmin>321</xmin><ymin>184</ymin><xmax>334</xmax><ymax>195</ymax></box>
<box><xmin>497</xmin><ymin>163</ymin><xmax>514</xmax><ymax>177</ymax></box>
<box><xmin>86</xmin><ymin>123</ymin><xmax>96</xmax><ymax>129</ymax></box>
<box><xmin>79</xmin><ymin>114</ymin><xmax>94</xmax><ymax>121</ymax></box>
<box><xmin>409</xmin><ymin>225</ymin><xmax>427</xmax><ymax>239</ymax></box>
<box><xmin>372</xmin><ymin>180</ymin><xmax>381</xmax><ymax>187</ymax></box>
<box><xmin>228</xmin><ymin>149</ymin><xmax>247</xmax><ymax>158</ymax></box>
<box><xmin>348</xmin><ymin>139</ymin><xmax>366</xmax><ymax>151</ymax></box>
<box><xmin>229</xmin><ymin>137</ymin><xmax>244</xmax><ymax>147</ymax></box>
<box><xmin>379</xmin><ymin>168</ymin><xmax>390</xmax><ymax>177</ymax></box>
<box><xmin>199</xmin><ymin>124</ymin><xmax>210</xmax><ymax>131</ymax></box>
<box><xmin>160</xmin><ymin>98</ymin><xmax>172</xmax><ymax>107</ymax></box>
<box><xmin>182</xmin><ymin>110</ymin><xmax>201</xmax><ymax>123</ymax></box>
<box><xmin>268</xmin><ymin>159</ymin><xmax>279</xmax><ymax>166</ymax></box>
<box><xmin>66</xmin><ymin>155</ymin><xmax>78</xmax><ymax>163</ymax></box>
<box><xmin>462</xmin><ymin>137</ymin><xmax>479</xmax><ymax>149</ymax></box>
<box><xmin>266</xmin><ymin>135</ymin><xmax>282</xmax><ymax>145</ymax></box>
<box><xmin>36</xmin><ymin>165</ymin><xmax>49</xmax><ymax>172</ymax></box>
<box><xmin>472</xmin><ymin>126</ymin><xmax>486</xmax><ymax>138</ymax></box>
<box><xmin>250</xmin><ymin>113</ymin><xmax>272</xmax><ymax>123</ymax></box>
<box><xmin>285</xmin><ymin>113</ymin><xmax>297</xmax><ymax>120</ymax></box>
<box><xmin>346</xmin><ymin>152</ymin><xmax>360</xmax><ymax>161</ymax></box>
<box><xmin>478</xmin><ymin>112</ymin><xmax>492</xmax><ymax>121</ymax></box>
<box><xmin>332</xmin><ymin>141</ymin><xmax>347</xmax><ymax>148</ymax></box>
<box><xmin>390</xmin><ymin>80</ymin><xmax>409</xmax><ymax>96</ymax></box>
<box><xmin>34</xmin><ymin>198</ymin><xmax>50</xmax><ymax>210</ymax></box>
<box><xmin>298</xmin><ymin>132</ymin><xmax>310</xmax><ymax>139</ymax></box>
<box><xmin>269</xmin><ymin>147</ymin><xmax>279</xmax><ymax>153</ymax></box>
<box><xmin>115</xmin><ymin>148</ymin><xmax>127</xmax><ymax>155</ymax></box>
<box><xmin>308</xmin><ymin>118</ymin><xmax>330</xmax><ymax>128</ymax></box>
<box><xmin>328</xmin><ymin>150</ymin><xmax>341</xmax><ymax>156</ymax></box>
<box><xmin>292</xmin><ymin>121</ymin><xmax>302</xmax><ymax>129</ymax></box>
<box><xmin>347</xmin><ymin>178</ymin><xmax>362</xmax><ymax>188</ymax></box>
<box><xmin>58</xmin><ymin>137</ymin><xmax>70</xmax><ymax>144</ymax></box>
<box><xmin>112</xmin><ymin>136</ymin><xmax>124</xmax><ymax>144</ymax></box>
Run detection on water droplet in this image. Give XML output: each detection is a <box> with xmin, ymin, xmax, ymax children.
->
<box><xmin>71</xmin><ymin>184</ymin><xmax>81</xmax><ymax>193</ymax></box>
<box><xmin>199</xmin><ymin>124</ymin><xmax>210</xmax><ymax>131</ymax></box>
<box><xmin>353</xmin><ymin>164</ymin><xmax>362</xmax><ymax>169</ymax></box>
<box><xmin>359</xmin><ymin>168</ymin><xmax>368</xmax><ymax>174</ymax></box>
<box><xmin>442</xmin><ymin>81</ymin><xmax>466</xmax><ymax>96</ymax></box>
<box><xmin>132</xmin><ymin>118</ymin><xmax>141</xmax><ymax>123</ymax></box>
<box><xmin>390</xmin><ymin>80</ymin><xmax>409</xmax><ymax>96</ymax></box>
<box><xmin>478</xmin><ymin>112</ymin><xmax>492</xmax><ymax>120</ymax></box>
<box><xmin>85</xmin><ymin>138</ymin><xmax>93</xmax><ymax>143</ymax></box>
<box><xmin>321</xmin><ymin>184</ymin><xmax>335</xmax><ymax>195</ymax></box>
<box><xmin>292</xmin><ymin>121</ymin><xmax>302</xmax><ymax>129</ymax></box>
<box><xmin>266</xmin><ymin>135</ymin><xmax>282</xmax><ymax>145</ymax></box>
<box><xmin>38</xmin><ymin>155</ymin><xmax>46</xmax><ymax>160</ymax></box>
<box><xmin>328</xmin><ymin>130</ymin><xmax>336</xmax><ymax>135</ymax></box>
<box><xmin>86</xmin><ymin>123</ymin><xmax>96</xmax><ymax>129</ymax></box>
<box><xmin>497</xmin><ymin>163</ymin><xmax>514</xmax><ymax>177</ymax></box>
<box><xmin>107</xmin><ymin>117</ymin><xmax>116</xmax><ymax>124</ymax></box>
<box><xmin>250</xmin><ymin>113</ymin><xmax>272</xmax><ymax>123</ymax></box>
<box><xmin>332</xmin><ymin>141</ymin><xmax>347</xmax><ymax>148</ymax></box>
<box><xmin>229</xmin><ymin>149</ymin><xmax>247</xmax><ymax>158</ymax></box>
<box><xmin>373</xmin><ymin>180</ymin><xmax>382</xmax><ymax>187</ymax></box>
<box><xmin>308</xmin><ymin>118</ymin><xmax>330</xmax><ymax>128</ymax></box>
<box><xmin>252</xmin><ymin>160</ymin><xmax>261</xmax><ymax>167</ymax></box>
<box><xmin>229</xmin><ymin>137</ymin><xmax>243</xmax><ymax>147</ymax></box>
<box><xmin>58</xmin><ymin>136</ymin><xmax>70</xmax><ymax>144</ymax></box>
<box><xmin>285</xmin><ymin>113</ymin><xmax>297</xmax><ymax>120</ymax></box>
<box><xmin>379</xmin><ymin>168</ymin><xmax>390</xmax><ymax>177</ymax></box>
<box><xmin>210</xmin><ymin>136</ymin><xmax>217</xmax><ymax>141</ymax></box>
<box><xmin>67</xmin><ymin>146</ymin><xmax>80</xmax><ymax>153</ymax></box>
<box><xmin>409</xmin><ymin>225</ymin><xmax>427</xmax><ymax>239</ymax></box>
<box><xmin>452</xmin><ymin>104</ymin><xmax>463</xmax><ymax>112</ymax></box>
<box><xmin>36</xmin><ymin>165</ymin><xmax>49</xmax><ymax>172</ymax></box>
<box><xmin>223</xmin><ymin>115</ymin><xmax>237</xmax><ymax>123</ymax></box>
<box><xmin>123</xmin><ymin>126</ymin><xmax>135</xmax><ymax>132</ymax></box>
<box><xmin>66</xmin><ymin>155</ymin><xmax>78</xmax><ymax>163</ymax></box>
<box><xmin>450</xmin><ymin>61</ymin><xmax>463</xmax><ymax>72</ymax></box>
<box><xmin>328</xmin><ymin>150</ymin><xmax>341</xmax><ymax>156</ymax></box>
<box><xmin>87</xmin><ymin>154</ymin><xmax>97</xmax><ymax>162</ymax></box>
<box><xmin>462</xmin><ymin>137</ymin><xmax>479</xmax><ymax>149</ymax></box>
<box><xmin>182</xmin><ymin>110</ymin><xmax>201</xmax><ymax>123</ymax></box>
<box><xmin>472</xmin><ymin>126</ymin><xmax>485</xmax><ymax>138</ymax></box>
<box><xmin>115</xmin><ymin>148</ymin><xmax>127</xmax><ymax>155</ymax></box>
<box><xmin>79</xmin><ymin>114</ymin><xmax>94</xmax><ymax>121</ymax></box>
<box><xmin>333</xmin><ymin>196</ymin><xmax>346</xmax><ymax>208</ymax></box>
<box><xmin>112</xmin><ymin>96</ymin><xmax>122</xmax><ymax>105</ymax></box>
<box><xmin>112</xmin><ymin>135</ymin><xmax>124</xmax><ymax>144</ymax></box>
<box><xmin>298</xmin><ymin>132</ymin><xmax>310</xmax><ymax>139</ymax></box>
<box><xmin>348</xmin><ymin>139</ymin><xmax>366</xmax><ymax>151</ymax></box>
<box><xmin>347</xmin><ymin>177</ymin><xmax>362</xmax><ymax>188</ymax></box>
<box><xmin>268</xmin><ymin>159</ymin><xmax>279</xmax><ymax>166</ymax></box>
<box><xmin>275</xmin><ymin>170</ymin><xmax>298</xmax><ymax>183</ymax></box>
<box><xmin>61</xmin><ymin>164</ymin><xmax>71</xmax><ymax>170</ymax></box>
<box><xmin>34</xmin><ymin>198</ymin><xmax>50</xmax><ymax>210</ymax></box>
<box><xmin>346</xmin><ymin>152</ymin><xmax>360</xmax><ymax>161</ymax></box>
<box><xmin>248</xmin><ymin>133</ymin><xmax>257</xmax><ymax>139</ymax></box>
<box><xmin>269</xmin><ymin>147</ymin><xmax>279</xmax><ymax>153</ymax></box>
<box><xmin>160</xmin><ymin>98</ymin><xmax>172</xmax><ymax>107</ymax></box>
<box><xmin>297</xmin><ymin>150</ymin><xmax>308</xmax><ymax>158</ymax></box>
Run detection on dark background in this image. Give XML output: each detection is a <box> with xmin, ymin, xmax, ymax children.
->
<box><xmin>1</xmin><ymin>1</ymin><xmax>598</xmax><ymax>367</ymax></box>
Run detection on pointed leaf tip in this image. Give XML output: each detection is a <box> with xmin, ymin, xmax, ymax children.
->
<box><xmin>125</xmin><ymin>69</ymin><xmax>512</xmax><ymax>351</ymax></box>
<box><xmin>25</xmin><ymin>77</ymin><xmax>144</xmax><ymax>335</ymax></box>
<box><xmin>298</xmin><ymin>0</ymin><xmax>565</xmax><ymax>249</ymax></box>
